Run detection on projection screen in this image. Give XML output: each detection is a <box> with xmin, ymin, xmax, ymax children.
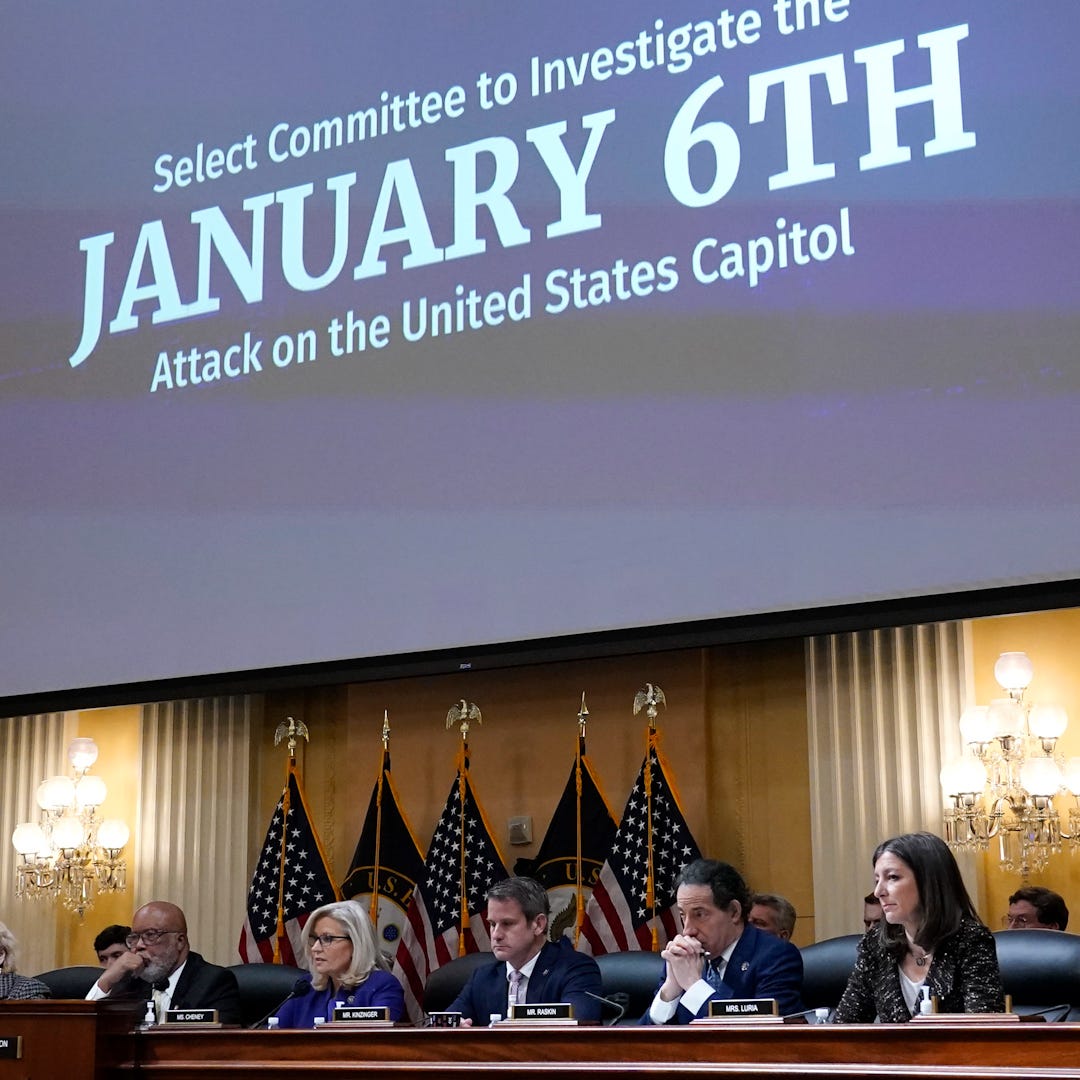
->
<box><xmin>2</xmin><ymin>1</ymin><xmax>1078</xmax><ymax>709</ymax></box>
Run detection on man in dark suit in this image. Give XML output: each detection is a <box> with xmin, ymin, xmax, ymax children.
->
<box><xmin>86</xmin><ymin>900</ymin><xmax>240</xmax><ymax>1024</ymax></box>
<box><xmin>446</xmin><ymin>876</ymin><xmax>603</xmax><ymax>1026</ymax></box>
<box><xmin>642</xmin><ymin>859</ymin><xmax>804</xmax><ymax>1023</ymax></box>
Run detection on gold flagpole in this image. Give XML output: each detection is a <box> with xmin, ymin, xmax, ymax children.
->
<box><xmin>633</xmin><ymin>685</ymin><xmax>666</xmax><ymax>951</ymax></box>
<box><xmin>446</xmin><ymin>699</ymin><xmax>482</xmax><ymax>957</ymax></box>
<box><xmin>575</xmin><ymin>692</ymin><xmax>588</xmax><ymax>946</ymax></box>
<box><xmin>272</xmin><ymin>715</ymin><xmax>310</xmax><ymax>963</ymax></box>
<box><xmin>370</xmin><ymin>711</ymin><xmax>390</xmax><ymax>926</ymax></box>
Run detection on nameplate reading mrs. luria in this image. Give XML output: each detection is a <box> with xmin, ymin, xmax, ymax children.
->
<box><xmin>165</xmin><ymin>1008</ymin><xmax>219</xmax><ymax>1025</ymax></box>
<box><xmin>507</xmin><ymin>1002</ymin><xmax>574</xmax><ymax>1021</ymax></box>
<box><xmin>332</xmin><ymin>1006</ymin><xmax>390</xmax><ymax>1023</ymax></box>
<box><xmin>0</xmin><ymin>1035</ymin><xmax>23</xmax><ymax>1059</ymax></box>
<box><xmin>707</xmin><ymin>998</ymin><xmax>779</xmax><ymax>1020</ymax></box>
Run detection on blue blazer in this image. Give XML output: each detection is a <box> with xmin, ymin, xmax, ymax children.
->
<box><xmin>274</xmin><ymin>968</ymin><xmax>404</xmax><ymax>1028</ymax></box>
<box><xmin>642</xmin><ymin>924</ymin><xmax>804</xmax><ymax>1023</ymax></box>
<box><xmin>446</xmin><ymin>938</ymin><xmax>603</xmax><ymax>1025</ymax></box>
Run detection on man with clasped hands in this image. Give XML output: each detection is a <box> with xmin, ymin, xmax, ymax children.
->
<box><xmin>642</xmin><ymin>859</ymin><xmax>804</xmax><ymax>1024</ymax></box>
<box><xmin>86</xmin><ymin>900</ymin><xmax>240</xmax><ymax>1024</ymax></box>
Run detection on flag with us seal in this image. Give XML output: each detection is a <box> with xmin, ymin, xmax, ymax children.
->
<box><xmin>341</xmin><ymin>745</ymin><xmax>426</xmax><ymax>963</ymax></box>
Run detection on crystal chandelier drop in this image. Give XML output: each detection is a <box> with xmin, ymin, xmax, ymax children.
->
<box><xmin>10</xmin><ymin>737</ymin><xmax>130</xmax><ymax>918</ymax></box>
<box><xmin>940</xmin><ymin>651</ymin><xmax>1080</xmax><ymax>877</ymax></box>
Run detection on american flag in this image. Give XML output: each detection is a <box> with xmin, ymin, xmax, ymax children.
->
<box><xmin>238</xmin><ymin>764</ymin><xmax>340</xmax><ymax>964</ymax></box>
<box><xmin>392</xmin><ymin>749</ymin><xmax>508</xmax><ymax>1023</ymax></box>
<box><xmin>578</xmin><ymin>731</ymin><xmax>701</xmax><ymax>954</ymax></box>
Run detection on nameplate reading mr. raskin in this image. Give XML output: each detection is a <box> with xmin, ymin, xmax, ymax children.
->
<box><xmin>332</xmin><ymin>1006</ymin><xmax>390</xmax><ymax>1023</ymax></box>
<box><xmin>165</xmin><ymin>1008</ymin><xmax>219</xmax><ymax>1025</ymax></box>
<box><xmin>508</xmin><ymin>1003</ymin><xmax>574</xmax><ymax>1021</ymax></box>
<box><xmin>708</xmin><ymin>998</ymin><xmax>779</xmax><ymax>1019</ymax></box>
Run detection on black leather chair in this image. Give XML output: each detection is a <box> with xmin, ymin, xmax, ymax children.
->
<box><xmin>33</xmin><ymin>965</ymin><xmax>101</xmax><ymax>999</ymax></box>
<box><xmin>596</xmin><ymin>950</ymin><xmax>665</xmax><ymax>1024</ymax></box>
<box><xmin>798</xmin><ymin>933</ymin><xmax>861</xmax><ymax>1011</ymax></box>
<box><xmin>422</xmin><ymin>952</ymin><xmax>497</xmax><ymax>1014</ymax></box>
<box><xmin>994</xmin><ymin>929</ymin><xmax>1080</xmax><ymax>1021</ymax></box>
<box><xmin>227</xmin><ymin>962</ymin><xmax>308</xmax><ymax>1028</ymax></box>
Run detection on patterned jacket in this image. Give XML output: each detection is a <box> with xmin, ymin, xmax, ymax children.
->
<box><xmin>0</xmin><ymin>971</ymin><xmax>51</xmax><ymax>1000</ymax></box>
<box><xmin>834</xmin><ymin>918</ymin><xmax>1004</xmax><ymax>1023</ymax></box>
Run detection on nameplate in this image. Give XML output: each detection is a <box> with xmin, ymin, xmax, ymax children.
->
<box><xmin>0</xmin><ymin>1036</ymin><xmax>23</xmax><ymax>1060</ymax></box>
<box><xmin>911</xmin><ymin>1012</ymin><xmax>1021</xmax><ymax>1023</ymax></box>
<box><xmin>426</xmin><ymin>1011</ymin><xmax>463</xmax><ymax>1028</ymax></box>
<box><xmin>708</xmin><ymin>998</ymin><xmax>779</xmax><ymax>1020</ymax></box>
<box><xmin>165</xmin><ymin>1008</ymin><xmax>220</xmax><ymax>1025</ymax></box>
<box><xmin>507</xmin><ymin>1002</ymin><xmax>575</xmax><ymax>1021</ymax></box>
<box><xmin>332</xmin><ymin>1006</ymin><xmax>390</xmax><ymax>1023</ymax></box>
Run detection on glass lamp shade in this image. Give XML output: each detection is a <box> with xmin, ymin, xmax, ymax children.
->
<box><xmin>1029</xmin><ymin>704</ymin><xmax>1069</xmax><ymax>740</ymax></box>
<box><xmin>1019</xmin><ymin>755</ymin><xmax>1063</xmax><ymax>798</ymax></box>
<box><xmin>940</xmin><ymin>757</ymin><xmax>987</xmax><ymax>796</ymax></box>
<box><xmin>36</xmin><ymin>775</ymin><xmax>76</xmax><ymax>812</ymax></box>
<box><xmin>994</xmin><ymin>651</ymin><xmax>1035</xmax><ymax>693</ymax></box>
<box><xmin>986</xmin><ymin>698</ymin><xmax>1025</xmax><ymax>740</ymax></box>
<box><xmin>11</xmin><ymin>822</ymin><xmax>48</xmax><ymax>856</ymax></box>
<box><xmin>958</xmin><ymin>705</ymin><xmax>992</xmax><ymax>744</ymax></box>
<box><xmin>51</xmin><ymin>814</ymin><xmax>86</xmax><ymax>850</ymax></box>
<box><xmin>96</xmin><ymin>818</ymin><xmax>130</xmax><ymax>851</ymax></box>
<box><xmin>67</xmin><ymin>737</ymin><xmax>99</xmax><ymax>771</ymax></box>
<box><xmin>1063</xmin><ymin>758</ymin><xmax>1080</xmax><ymax>796</ymax></box>
<box><xmin>74</xmin><ymin>774</ymin><xmax>107</xmax><ymax>808</ymax></box>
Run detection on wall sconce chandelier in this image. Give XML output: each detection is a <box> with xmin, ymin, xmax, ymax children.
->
<box><xmin>10</xmin><ymin>737</ymin><xmax>130</xmax><ymax>918</ymax></box>
<box><xmin>941</xmin><ymin>651</ymin><xmax>1080</xmax><ymax>878</ymax></box>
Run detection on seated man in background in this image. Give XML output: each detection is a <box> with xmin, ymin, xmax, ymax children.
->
<box><xmin>863</xmin><ymin>893</ymin><xmax>883</xmax><ymax>932</ymax></box>
<box><xmin>643</xmin><ymin>859</ymin><xmax>804</xmax><ymax>1024</ymax></box>
<box><xmin>94</xmin><ymin>923</ymin><xmax>131</xmax><ymax>968</ymax></box>
<box><xmin>748</xmin><ymin>893</ymin><xmax>797</xmax><ymax>941</ymax></box>
<box><xmin>446</xmin><ymin>876</ymin><xmax>603</xmax><ymax>1026</ymax></box>
<box><xmin>87</xmin><ymin>901</ymin><xmax>240</xmax><ymax>1024</ymax></box>
<box><xmin>1005</xmin><ymin>886</ymin><xmax>1069</xmax><ymax>931</ymax></box>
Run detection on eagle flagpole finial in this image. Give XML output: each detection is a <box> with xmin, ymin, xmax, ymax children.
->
<box><xmin>273</xmin><ymin>715</ymin><xmax>310</xmax><ymax>758</ymax></box>
<box><xmin>632</xmin><ymin>683</ymin><xmax>667</xmax><ymax>729</ymax></box>
<box><xmin>446</xmin><ymin>699</ymin><xmax>482</xmax><ymax>740</ymax></box>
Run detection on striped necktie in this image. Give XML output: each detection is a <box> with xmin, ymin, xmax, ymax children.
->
<box><xmin>508</xmin><ymin>969</ymin><xmax>524</xmax><ymax>1007</ymax></box>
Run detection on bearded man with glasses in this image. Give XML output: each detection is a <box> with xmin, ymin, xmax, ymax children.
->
<box><xmin>86</xmin><ymin>900</ymin><xmax>240</xmax><ymax>1023</ymax></box>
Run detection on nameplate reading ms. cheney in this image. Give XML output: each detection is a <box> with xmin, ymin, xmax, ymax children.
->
<box><xmin>165</xmin><ymin>1008</ymin><xmax>219</xmax><ymax>1025</ymax></box>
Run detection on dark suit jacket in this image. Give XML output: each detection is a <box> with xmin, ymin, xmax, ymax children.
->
<box><xmin>833</xmin><ymin>918</ymin><xmax>1005</xmax><ymax>1023</ymax></box>
<box><xmin>109</xmin><ymin>951</ymin><xmax>241</xmax><ymax>1025</ymax></box>
<box><xmin>446</xmin><ymin>938</ymin><xmax>603</xmax><ymax>1025</ymax></box>
<box><xmin>642</xmin><ymin>923</ymin><xmax>805</xmax><ymax>1023</ymax></box>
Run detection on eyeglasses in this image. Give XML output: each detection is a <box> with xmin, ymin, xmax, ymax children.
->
<box><xmin>308</xmin><ymin>933</ymin><xmax>350</xmax><ymax>948</ymax></box>
<box><xmin>125</xmin><ymin>929</ymin><xmax>182</xmax><ymax>947</ymax></box>
<box><xmin>1001</xmin><ymin>914</ymin><xmax>1036</xmax><ymax>928</ymax></box>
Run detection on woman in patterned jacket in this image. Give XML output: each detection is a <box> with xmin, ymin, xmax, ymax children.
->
<box><xmin>834</xmin><ymin>832</ymin><xmax>1004</xmax><ymax>1022</ymax></box>
<box><xmin>0</xmin><ymin>921</ymin><xmax>50</xmax><ymax>1000</ymax></box>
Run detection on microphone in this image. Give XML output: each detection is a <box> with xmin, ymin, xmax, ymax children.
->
<box><xmin>152</xmin><ymin>979</ymin><xmax>169</xmax><ymax>992</ymax></box>
<box><xmin>782</xmin><ymin>1006</ymin><xmax>832</xmax><ymax>1025</ymax></box>
<box><xmin>248</xmin><ymin>977</ymin><xmax>311</xmax><ymax>1030</ymax></box>
<box><xmin>584</xmin><ymin>990</ymin><xmax>627</xmax><ymax>1026</ymax></box>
